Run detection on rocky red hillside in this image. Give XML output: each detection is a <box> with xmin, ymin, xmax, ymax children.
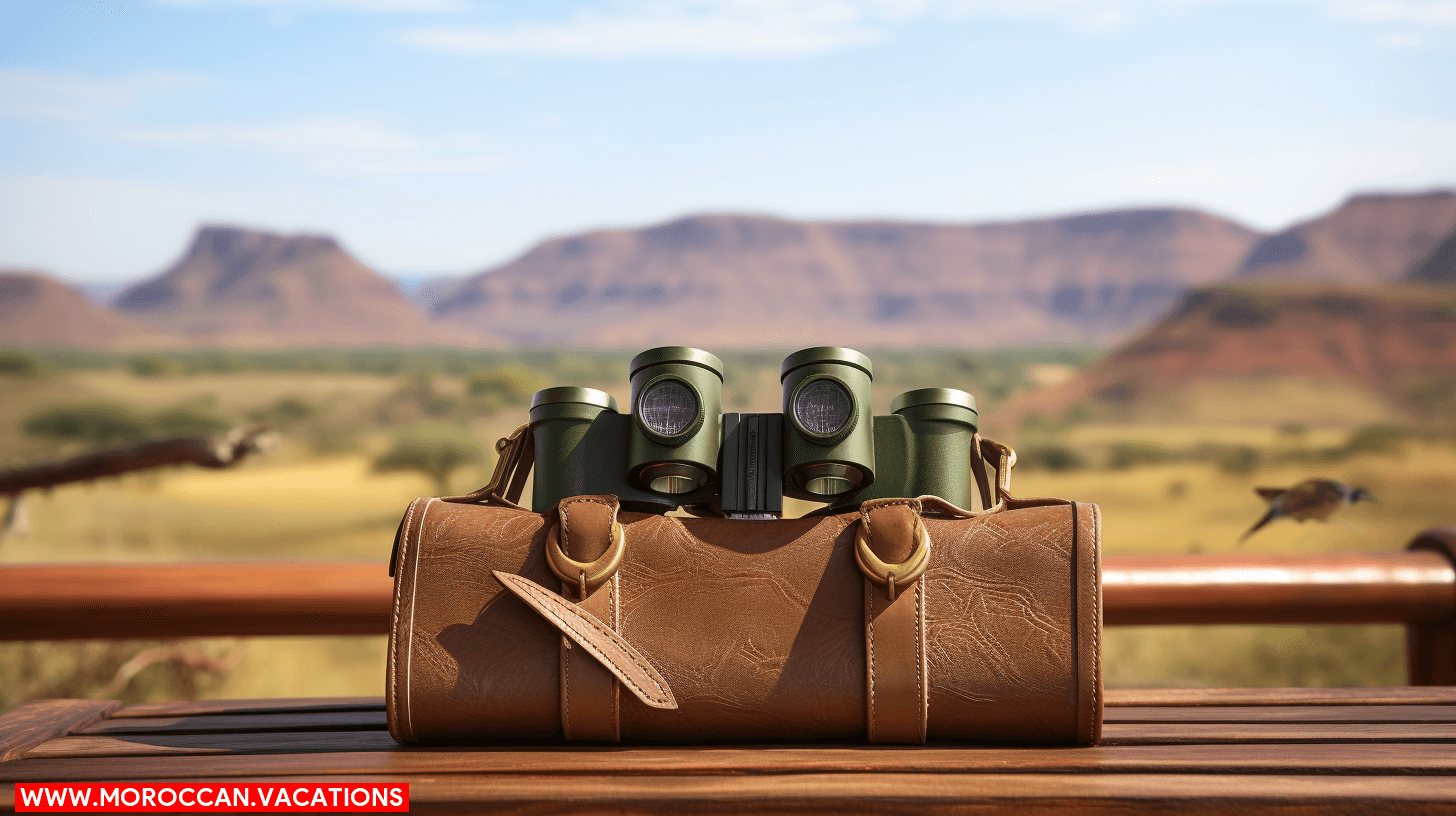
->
<box><xmin>432</xmin><ymin>209</ymin><xmax>1259</xmax><ymax>349</ymax></box>
<box><xmin>1005</xmin><ymin>283</ymin><xmax>1456</xmax><ymax>423</ymax></box>
<box><xmin>1235</xmin><ymin>190</ymin><xmax>1456</xmax><ymax>285</ymax></box>
<box><xmin>115</xmin><ymin>226</ymin><xmax>492</xmax><ymax>349</ymax></box>
<box><xmin>0</xmin><ymin>271</ymin><xmax>174</xmax><ymax>349</ymax></box>
<box><xmin>1410</xmin><ymin>227</ymin><xmax>1456</xmax><ymax>285</ymax></box>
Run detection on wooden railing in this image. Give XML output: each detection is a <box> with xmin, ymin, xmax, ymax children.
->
<box><xmin>4</xmin><ymin>527</ymin><xmax>1454</xmax><ymax>683</ymax></box>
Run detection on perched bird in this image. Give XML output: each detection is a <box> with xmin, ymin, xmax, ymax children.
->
<box><xmin>1240</xmin><ymin>479</ymin><xmax>1374</xmax><ymax>542</ymax></box>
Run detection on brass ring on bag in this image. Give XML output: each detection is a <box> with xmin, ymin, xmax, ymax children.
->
<box><xmin>546</xmin><ymin>521</ymin><xmax>625</xmax><ymax>598</ymax></box>
<box><xmin>854</xmin><ymin>517</ymin><xmax>930</xmax><ymax>602</ymax></box>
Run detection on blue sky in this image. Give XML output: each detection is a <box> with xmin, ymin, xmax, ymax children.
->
<box><xmin>2</xmin><ymin>0</ymin><xmax>1454</xmax><ymax>283</ymax></box>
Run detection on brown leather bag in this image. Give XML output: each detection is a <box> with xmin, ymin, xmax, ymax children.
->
<box><xmin>387</xmin><ymin>427</ymin><xmax>1102</xmax><ymax>745</ymax></box>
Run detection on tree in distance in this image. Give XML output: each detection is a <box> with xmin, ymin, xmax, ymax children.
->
<box><xmin>372</xmin><ymin>428</ymin><xmax>485</xmax><ymax>494</ymax></box>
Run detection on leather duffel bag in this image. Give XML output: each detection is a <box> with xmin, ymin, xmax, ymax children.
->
<box><xmin>386</xmin><ymin>426</ymin><xmax>1102</xmax><ymax>745</ymax></box>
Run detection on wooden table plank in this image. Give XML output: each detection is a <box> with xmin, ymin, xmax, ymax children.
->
<box><xmin>1107</xmin><ymin>705</ymin><xmax>1456</xmax><ymax>723</ymax></box>
<box><xmin>75</xmin><ymin>710</ymin><xmax>387</xmax><ymax>735</ymax></box>
<box><xmin>74</xmin><ymin>705</ymin><xmax>1456</xmax><ymax>736</ymax></box>
<box><xmin>1106</xmin><ymin>687</ymin><xmax>1456</xmax><ymax>706</ymax></box>
<box><xmin>0</xmin><ymin>700</ymin><xmax>119</xmax><ymax>762</ymax></box>
<box><xmin>113</xmin><ymin>697</ymin><xmax>384</xmax><ymax>718</ymax></box>
<box><xmin>27</xmin><ymin>721</ymin><xmax>1456</xmax><ymax>760</ymax></box>
<box><xmin>5</xmin><ymin>741</ymin><xmax>1456</xmax><ymax>782</ymax></box>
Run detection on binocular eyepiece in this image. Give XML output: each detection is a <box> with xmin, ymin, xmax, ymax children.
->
<box><xmin>529</xmin><ymin>346</ymin><xmax>979</xmax><ymax>515</ymax></box>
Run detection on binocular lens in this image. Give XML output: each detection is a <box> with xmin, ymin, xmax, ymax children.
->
<box><xmin>793</xmin><ymin>379</ymin><xmax>854</xmax><ymax>436</ymax></box>
<box><xmin>639</xmin><ymin>380</ymin><xmax>699</xmax><ymax>437</ymax></box>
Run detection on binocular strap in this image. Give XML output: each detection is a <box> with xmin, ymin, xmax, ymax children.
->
<box><xmin>859</xmin><ymin>499</ymin><xmax>930</xmax><ymax>744</ymax></box>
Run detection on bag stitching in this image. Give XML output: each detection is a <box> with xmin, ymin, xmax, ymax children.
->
<box><xmin>916</xmin><ymin>575</ymin><xmax>925</xmax><ymax>742</ymax></box>
<box><xmin>402</xmin><ymin>497</ymin><xmax>433</xmax><ymax>743</ymax></box>
<box><xmin>611</xmin><ymin>571</ymin><xmax>620</xmax><ymax>740</ymax></box>
<box><xmin>387</xmin><ymin>498</ymin><xmax>418</xmax><ymax>742</ymax></box>
<box><xmin>1090</xmin><ymin>503</ymin><xmax>1102</xmax><ymax>743</ymax></box>
<box><xmin>866</xmin><ymin>580</ymin><xmax>876</xmax><ymax>742</ymax></box>
<box><xmin>505</xmin><ymin>574</ymin><xmax>672</xmax><ymax>705</ymax></box>
<box><xmin>562</xmin><ymin>636</ymin><xmax>572</xmax><ymax>740</ymax></box>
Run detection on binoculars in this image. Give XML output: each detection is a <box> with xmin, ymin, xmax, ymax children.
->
<box><xmin>528</xmin><ymin>346</ymin><xmax>980</xmax><ymax>516</ymax></box>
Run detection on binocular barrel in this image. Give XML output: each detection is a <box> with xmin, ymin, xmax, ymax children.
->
<box><xmin>527</xmin><ymin>346</ymin><xmax>980</xmax><ymax>514</ymax></box>
<box><xmin>780</xmin><ymin>347</ymin><xmax>876</xmax><ymax>499</ymax></box>
<box><xmin>628</xmin><ymin>347</ymin><xmax>724</xmax><ymax>495</ymax></box>
<box><xmin>528</xmin><ymin>386</ymin><xmax>619</xmax><ymax>512</ymax></box>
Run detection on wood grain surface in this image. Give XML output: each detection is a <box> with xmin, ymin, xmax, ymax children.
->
<box><xmin>0</xmin><ymin>700</ymin><xmax>119</xmax><ymax>762</ymax></box>
<box><xmin>5</xmin><ymin>693</ymin><xmax>1456</xmax><ymax>813</ymax></box>
<box><xmin>1105</xmin><ymin>686</ymin><xmax>1456</xmax><ymax>706</ymax></box>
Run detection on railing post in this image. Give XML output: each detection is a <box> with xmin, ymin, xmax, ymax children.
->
<box><xmin>1407</xmin><ymin>527</ymin><xmax>1456</xmax><ymax>685</ymax></box>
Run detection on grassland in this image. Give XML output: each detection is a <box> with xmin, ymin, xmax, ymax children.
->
<box><xmin>1</xmin><ymin>347</ymin><xmax>1452</xmax><ymax>709</ymax></box>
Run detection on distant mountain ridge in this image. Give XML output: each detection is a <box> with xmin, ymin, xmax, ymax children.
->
<box><xmin>114</xmin><ymin>225</ymin><xmax>492</xmax><ymax>349</ymax></box>
<box><xmin>0</xmin><ymin>270</ymin><xmax>174</xmax><ymax>349</ymax></box>
<box><xmin>5</xmin><ymin>189</ymin><xmax>1456</xmax><ymax>351</ymax></box>
<box><xmin>432</xmin><ymin>208</ymin><xmax>1260</xmax><ymax>348</ymax></box>
<box><xmin>1236</xmin><ymin>190</ymin><xmax>1456</xmax><ymax>285</ymax></box>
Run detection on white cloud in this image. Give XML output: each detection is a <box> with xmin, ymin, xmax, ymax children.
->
<box><xmin>116</xmin><ymin>117</ymin><xmax>503</xmax><ymax>176</ymax></box>
<box><xmin>401</xmin><ymin>1</ymin><xmax>891</xmax><ymax>56</ymax></box>
<box><xmin>0</xmin><ymin>69</ymin><xmax>206</xmax><ymax>124</ymax></box>
<box><xmin>396</xmin><ymin>0</ymin><xmax>1456</xmax><ymax>58</ymax></box>
<box><xmin>1336</xmin><ymin>0</ymin><xmax>1456</xmax><ymax>26</ymax></box>
<box><xmin>121</xmin><ymin>116</ymin><xmax>422</xmax><ymax>153</ymax></box>
<box><xmin>0</xmin><ymin>68</ymin><xmax>500</xmax><ymax>178</ymax></box>
<box><xmin>156</xmin><ymin>0</ymin><xmax>471</xmax><ymax>13</ymax></box>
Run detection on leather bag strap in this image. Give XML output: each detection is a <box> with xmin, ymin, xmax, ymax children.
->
<box><xmin>441</xmin><ymin>423</ymin><xmax>534</xmax><ymax>509</ymax></box>
<box><xmin>969</xmin><ymin>433</ymin><xmax>1016</xmax><ymax>510</ymax></box>
<box><xmin>858</xmin><ymin>498</ymin><xmax>929</xmax><ymax>744</ymax></box>
<box><xmin>492</xmin><ymin>571</ymin><xmax>677</xmax><ymax>710</ymax></box>
<box><xmin>552</xmin><ymin>496</ymin><xmax>623</xmax><ymax>740</ymax></box>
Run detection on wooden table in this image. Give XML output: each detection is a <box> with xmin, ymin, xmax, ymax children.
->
<box><xmin>3</xmin><ymin>687</ymin><xmax>1455</xmax><ymax>814</ymax></box>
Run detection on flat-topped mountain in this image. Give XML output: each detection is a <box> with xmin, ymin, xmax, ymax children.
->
<box><xmin>0</xmin><ymin>270</ymin><xmax>172</xmax><ymax>349</ymax></box>
<box><xmin>115</xmin><ymin>226</ymin><xmax>491</xmax><ymax>348</ymax></box>
<box><xmin>1235</xmin><ymin>190</ymin><xmax>1456</xmax><ymax>285</ymax></box>
<box><xmin>432</xmin><ymin>209</ymin><xmax>1260</xmax><ymax>348</ymax></box>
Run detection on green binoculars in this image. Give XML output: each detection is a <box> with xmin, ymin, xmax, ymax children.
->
<box><xmin>528</xmin><ymin>346</ymin><xmax>980</xmax><ymax>516</ymax></box>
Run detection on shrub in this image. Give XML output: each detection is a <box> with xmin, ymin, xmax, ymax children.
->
<box><xmin>372</xmin><ymin>431</ymin><xmax>485</xmax><ymax>494</ymax></box>
<box><xmin>23</xmin><ymin>404</ymin><xmax>150</xmax><ymax>444</ymax></box>
<box><xmin>1342</xmin><ymin>425</ymin><xmax>1411</xmax><ymax>456</ymax></box>
<box><xmin>1217</xmin><ymin>445</ymin><xmax>1261</xmax><ymax>475</ymax></box>
<box><xmin>149</xmin><ymin>406</ymin><xmax>233</xmax><ymax>437</ymax></box>
<box><xmin>128</xmin><ymin>355</ymin><xmax>180</xmax><ymax>377</ymax></box>
<box><xmin>1017</xmin><ymin>444</ymin><xmax>1088</xmax><ymax>472</ymax></box>
<box><xmin>1107</xmin><ymin>441</ymin><xmax>1170</xmax><ymax>469</ymax></box>
<box><xmin>0</xmin><ymin>351</ymin><xmax>48</xmax><ymax>377</ymax></box>
<box><xmin>468</xmin><ymin>365</ymin><xmax>543</xmax><ymax>404</ymax></box>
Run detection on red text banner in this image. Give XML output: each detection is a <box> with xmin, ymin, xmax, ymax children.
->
<box><xmin>15</xmin><ymin>783</ymin><xmax>408</xmax><ymax>812</ymax></box>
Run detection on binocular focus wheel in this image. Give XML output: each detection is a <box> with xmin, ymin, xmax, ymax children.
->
<box><xmin>854</xmin><ymin>517</ymin><xmax>930</xmax><ymax>602</ymax></box>
<box><xmin>545</xmin><ymin>520</ymin><xmax>626</xmax><ymax>598</ymax></box>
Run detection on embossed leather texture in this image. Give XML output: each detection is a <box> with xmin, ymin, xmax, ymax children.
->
<box><xmin>387</xmin><ymin>494</ymin><xmax>1102</xmax><ymax>745</ymax></box>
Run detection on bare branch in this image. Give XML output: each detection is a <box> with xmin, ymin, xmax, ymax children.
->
<box><xmin>0</xmin><ymin>427</ymin><xmax>276</xmax><ymax>495</ymax></box>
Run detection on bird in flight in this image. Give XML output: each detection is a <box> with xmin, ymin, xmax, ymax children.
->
<box><xmin>1241</xmin><ymin>479</ymin><xmax>1375</xmax><ymax>542</ymax></box>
